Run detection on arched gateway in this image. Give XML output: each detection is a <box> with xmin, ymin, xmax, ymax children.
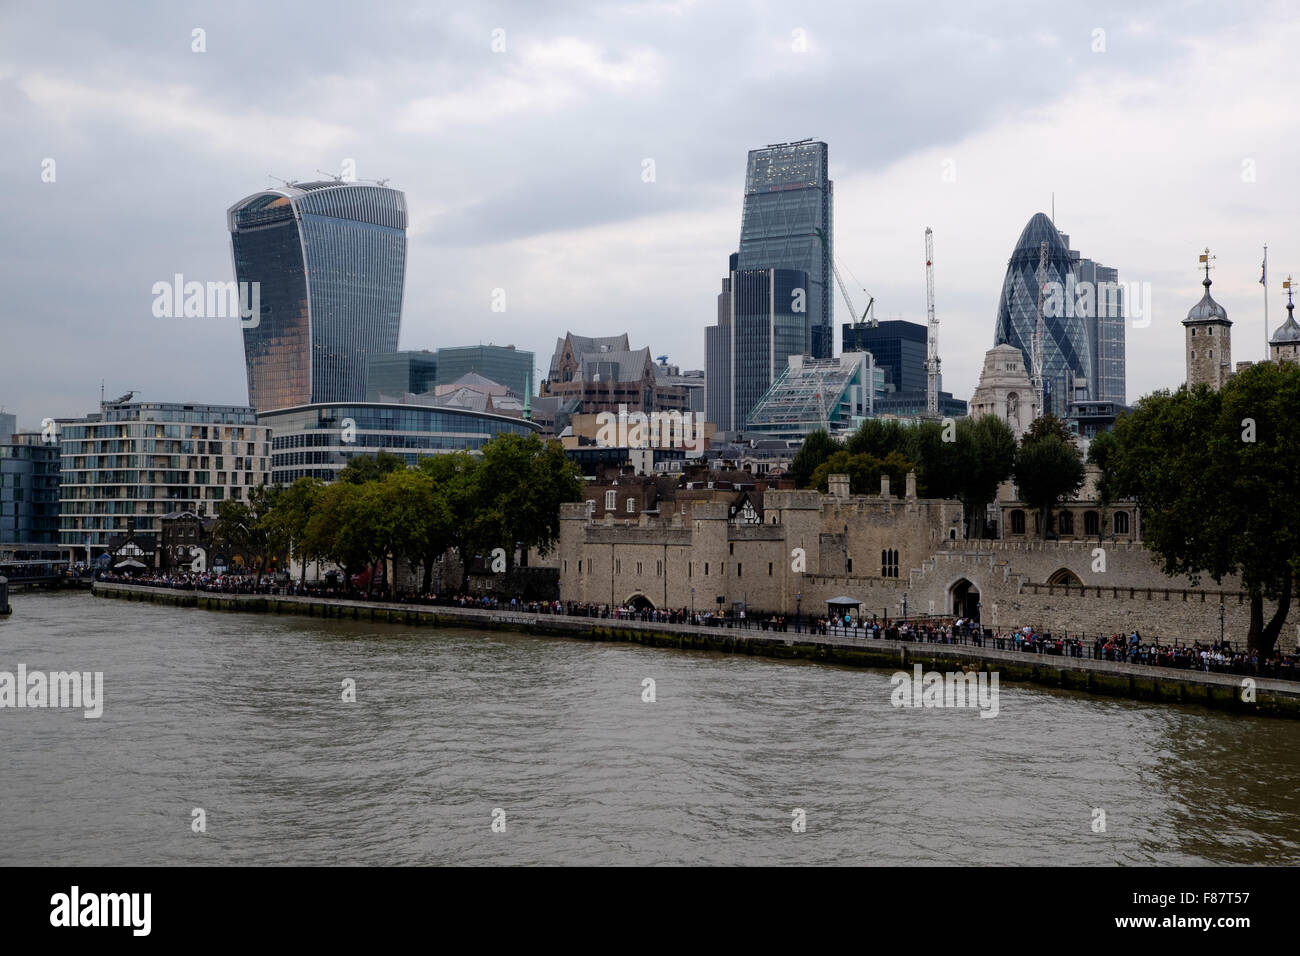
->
<box><xmin>949</xmin><ymin>578</ymin><xmax>981</xmax><ymax>620</ymax></box>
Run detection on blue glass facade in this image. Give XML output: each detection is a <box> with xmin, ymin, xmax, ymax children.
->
<box><xmin>993</xmin><ymin>213</ymin><xmax>1092</xmax><ymax>417</ymax></box>
<box><xmin>706</xmin><ymin>263</ymin><xmax>809</xmax><ymax>432</ymax></box>
<box><xmin>735</xmin><ymin>141</ymin><xmax>832</xmax><ymax>359</ymax></box>
<box><xmin>229</xmin><ymin>182</ymin><xmax>407</xmax><ymax>412</ymax></box>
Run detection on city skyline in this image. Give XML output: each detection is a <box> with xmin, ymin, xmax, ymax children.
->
<box><xmin>2</xmin><ymin>2</ymin><xmax>1298</xmax><ymax>430</ymax></box>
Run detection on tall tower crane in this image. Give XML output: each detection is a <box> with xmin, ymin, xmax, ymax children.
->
<box><xmin>1031</xmin><ymin>240</ymin><xmax>1048</xmax><ymax>420</ymax></box>
<box><xmin>815</xmin><ymin>228</ymin><xmax>875</xmax><ymax>327</ymax></box>
<box><xmin>924</xmin><ymin>227</ymin><xmax>940</xmax><ymax>418</ymax></box>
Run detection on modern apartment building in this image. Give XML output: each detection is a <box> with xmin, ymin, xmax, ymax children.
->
<box><xmin>58</xmin><ymin>401</ymin><xmax>270</xmax><ymax>556</ymax></box>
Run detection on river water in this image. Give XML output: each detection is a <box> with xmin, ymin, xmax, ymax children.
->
<box><xmin>1</xmin><ymin>591</ymin><xmax>1298</xmax><ymax>866</ymax></box>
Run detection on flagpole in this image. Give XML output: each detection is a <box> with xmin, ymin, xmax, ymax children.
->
<box><xmin>1263</xmin><ymin>244</ymin><xmax>1269</xmax><ymax>353</ymax></box>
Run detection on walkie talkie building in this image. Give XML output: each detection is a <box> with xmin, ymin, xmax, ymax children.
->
<box><xmin>227</xmin><ymin>181</ymin><xmax>407</xmax><ymax>412</ymax></box>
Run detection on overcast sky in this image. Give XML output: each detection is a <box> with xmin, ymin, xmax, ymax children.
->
<box><xmin>2</xmin><ymin>0</ymin><xmax>1297</xmax><ymax>430</ymax></box>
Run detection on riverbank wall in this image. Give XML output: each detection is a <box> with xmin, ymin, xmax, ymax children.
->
<box><xmin>90</xmin><ymin>581</ymin><xmax>1300</xmax><ymax>719</ymax></box>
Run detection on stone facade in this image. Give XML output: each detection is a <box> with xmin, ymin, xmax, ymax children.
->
<box><xmin>1183</xmin><ymin>273</ymin><xmax>1232</xmax><ymax>390</ymax></box>
<box><xmin>558</xmin><ymin>474</ymin><xmax>1298</xmax><ymax>649</ymax></box>
<box><xmin>968</xmin><ymin>344</ymin><xmax>1037</xmax><ymax>439</ymax></box>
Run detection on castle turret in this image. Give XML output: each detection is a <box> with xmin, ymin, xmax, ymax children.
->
<box><xmin>1183</xmin><ymin>248</ymin><xmax>1232</xmax><ymax>390</ymax></box>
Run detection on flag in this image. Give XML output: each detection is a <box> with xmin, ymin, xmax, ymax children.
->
<box><xmin>1261</xmin><ymin>255</ymin><xmax>1267</xmax><ymax>285</ymax></box>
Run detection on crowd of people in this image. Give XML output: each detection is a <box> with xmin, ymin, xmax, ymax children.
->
<box><xmin>95</xmin><ymin>569</ymin><xmax>1300</xmax><ymax>681</ymax></box>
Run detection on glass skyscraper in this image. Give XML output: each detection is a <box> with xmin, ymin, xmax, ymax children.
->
<box><xmin>228</xmin><ymin>181</ymin><xmax>407</xmax><ymax>412</ymax></box>
<box><xmin>436</xmin><ymin>344</ymin><xmax>535</xmax><ymax>398</ymax></box>
<box><xmin>993</xmin><ymin>213</ymin><xmax>1091</xmax><ymax>417</ymax></box>
<box><xmin>706</xmin><ymin>140</ymin><xmax>832</xmax><ymax>433</ymax></box>
<box><xmin>736</xmin><ymin>140</ymin><xmax>833</xmax><ymax>358</ymax></box>
<box><xmin>706</xmin><ymin>257</ymin><xmax>810</xmax><ymax>432</ymax></box>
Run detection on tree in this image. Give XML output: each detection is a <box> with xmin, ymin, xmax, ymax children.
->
<box><xmin>845</xmin><ymin>418</ymin><xmax>910</xmax><ymax>459</ymax></box>
<box><xmin>337</xmin><ymin>451</ymin><xmax>407</xmax><ymax>485</ymax></box>
<box><xmin>1085</xmin><ymin>429</ymin><xmax>1118</xmax><ymax>539</ymax></box>
<box><xmin>306</xmin><ymin>480</ymin><xmax>383</xmax><ymax>591</ymax></box>
<box><xmin>809</xmin><ymin>449</ymin><xmax>917</xmax><ymax>496</ymax></box>
<box><xmin>212</xmin><ymin>485</ymin><xmax>285</xmax><ymax>585</ymax></box>
<box><xmin>1014</xmin><ymin>429</ymin><xmax>1085</xmax><ymax>540</ymax></box>
<box><xmin>955</xmin><ymin>415</ymin><xmax>1017</xmax><ymax>538</ymax></box>
<box><xmin>791</xmin><ymin>430</ymin><xmax>841</xmax><ymax>488</ymax></box>
<box><xmin>1105</xmin><ymin>363</ymin><xmax>1300</xmax><ymax>653</ymax></box>
<box><xmin>271</xmin><ymin>477</ymin><xmax>325</xmax><ymax>587</ymax></box>
<box><xmin>1024</xmin><ymin>413</ymin><xmax>1076</xmax><ymax>446</ymax></box>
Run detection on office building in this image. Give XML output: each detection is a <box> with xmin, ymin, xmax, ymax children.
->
<box><xmin>228</xmin><ymin>180</ymin><xmax>408</xmax><ymax>411</ymax></box>
<box><xmin>541</xmin><ymin>333</ymin><xmax>688</xmax><ymax>415</ymax></box>
<box><xmin>706</xmin><ymin>260</ymin><xmax>812</xmax><ymax>432</ymax></box>
<box><xmin>842</xmin><ymin>320</ymin><xmax>927</xmax><ymax>392</ymax></box>
<box><xmin>1</xmin><ymin>432</ymin><xmax>61</xmax><ymax>545</ymax></box>
<box><xmin>745</xmin><ymin>352</ymin><xmax>884</xmax><ymax>441</ymax></box>
<box><xmin>58</xmin><ymin>401</ymin><xmax>270</xmax><ymax>556</ymax></box>
<box><xmin>1065</xmin><ymin>239</ymin><xmax>1126</xmax><ymax>406</ymax></box>
<box><xmin>992</xmin><ymin>213</ymin><xmax>1091</xmax><ymax>417</ymax></box>
<box><xmin>259</xmin><ymin>400</ymin><xmax>541</xmax><ymax>484</ymax></box>
<box><xmin>436</xmin><ymin>344</ymin><xmax>534</xmax><ymax>399</ymax></box>
<box><xmin>367</xmin><ymin>350</ymin><xmax>437</xmax><ymax>401</ymax></box>
<box><xmin>735</xmin><ymin>140</ymin><xmax>833</xmax><ymax>358</ymax></box>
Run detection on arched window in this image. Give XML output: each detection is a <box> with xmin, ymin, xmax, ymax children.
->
<box><xmin>1010</xmin><ymin>510</ymin><xmax>1026</xmax><ymax>535</ymax></box>
<box><xmin>1084</xmin><ymin>510</ymin><xmax>1100</xmax><ymax>536</ymax></box>
<box><xmin>1114</xmin><ymin>511</ymin><xmax>1130</xmax><ymax>534</ymax></box>
<box><xmin>1059</xmin><ymin>511</ymin><xmax>1075</xmax><ymax>535</ymax></box>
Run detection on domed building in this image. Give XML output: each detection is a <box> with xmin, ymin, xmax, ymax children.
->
<box><xmin>968</xmin><ymin>344</ymin><xmax>1037</xmax><ymax>439</ymax></box>
<box><xmin>1269</xmin><ymin>280</ymin><xmax>1299</xmax><ymax>365</ymax></box>
<box><xmin>1182</xmin><ymin>251</ymin><xmax>1232</xmax><ymax>390</ymax></box>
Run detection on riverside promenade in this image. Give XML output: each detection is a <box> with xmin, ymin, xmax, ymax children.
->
<box><xmin>91</xmin><ymin>580</ymin><xmax>1300</xmax><ymax>719</ymax></box>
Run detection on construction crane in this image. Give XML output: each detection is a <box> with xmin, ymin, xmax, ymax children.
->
<box><xmin>1031</xmin><ymin>240</ymin><xmax>1048</xmax><ymax>421</ymax></box>
<box><xmin>924</xmin><ymin>227</ymin><xmax>940</xmax><ymax>418</ymax></box>
<box><xmin>815</xmin><ymin>228</ymin><xmax>875</xmax><ymax>326</ymax></box>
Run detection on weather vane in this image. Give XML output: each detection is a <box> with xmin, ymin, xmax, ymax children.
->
<box><xmin>1198</xmin><ymin>247</ymin><xmax>1216</xmax><ymax>281</ymax></box>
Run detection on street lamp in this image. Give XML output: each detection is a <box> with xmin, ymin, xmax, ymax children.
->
<box><xmin>1219</xmin><ymin>602</ymin><xmax>1225</xmax><ymax>647</ymax></box>
<box><xmin>902</xmin><ymin>592</ymin><xmax>908</xmax><ymax>622</ymax></box>
<box><xmin>796</xmin><ymin>591</ymin><xmax>802</xmax><ymax>633</ymax></box>
<box><xmin>690</xmin><ymin>586</ymin><xmax>695</xmax><ymax>621</ymax></box>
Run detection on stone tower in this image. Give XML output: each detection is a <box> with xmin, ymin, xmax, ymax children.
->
<box><xmin>1183</xmin><ymin>249</ymin><xmax>1232</xmax><ymax>390</ymax></box>
<box><xmin>1269</xmin><ymin>278</ymin><xmax>1299</xmax><ymax>365</ymax></box>
<box><xmin>968</xmin><ymin>343</ymin><xmax>1037</xmax><ymax>439</ymax></box>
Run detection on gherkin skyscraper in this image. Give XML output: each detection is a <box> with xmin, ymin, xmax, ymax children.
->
<box><xmin>993</xmin><ymin>213</ymin><xmax>1092</xmax><ymax>417</ymax></box>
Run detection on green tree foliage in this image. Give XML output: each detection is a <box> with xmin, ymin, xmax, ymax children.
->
<box><xmin>1013</xmin><ymin>422</ymin><xmax>1085</xmax><ymax>540</ymax></box>
<box><xmin>805</xmin><ymin>417</ymin><xmax>1016</xmax><ymax>538</ymax></box>
<box><xmin>212</xmin><ymin>484</ymin><xmax>286</xmax><ymax>584</ymax></box>
<box><xmin>1104</xmin><ymin>363</ymin><xmax>1300</xmax><ymax>653</ymax></box>
<box><xmin>956</xmin><ymin>415</ymin><xmax>1017</xmax><ymax>538</ymax></box>
<box><xmin>337</xmin><ymin>451</ymin><xmax>407</xmax><ymax>485</ymax></box>
<box><xmin>280</xmin><ymin>434</ymin><xmax>583</xmax><ymax>596</ymax></box>
<box><xmin>271</xmin><ymin>477</ymin><xmax>324</xmax><ymax>587</ymax></box>
<box><xmin>791</xmin><ymin>429</ymin><xmax>841</xmax><ymax>487</ymax></box>
<box><xmin>809</xmin><ymin>450</ymin><xmax>917</xmax><ymax>496</ymax></box>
